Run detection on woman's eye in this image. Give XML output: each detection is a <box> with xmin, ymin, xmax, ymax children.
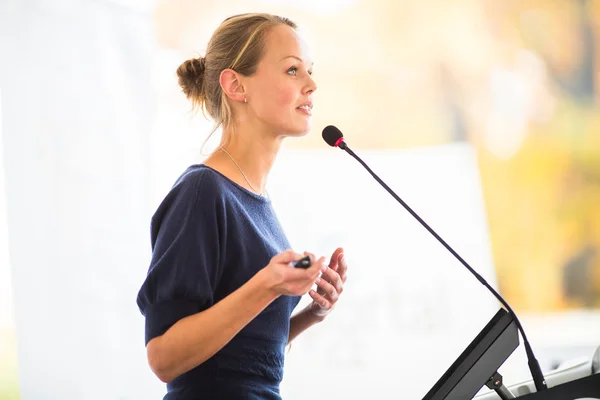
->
<box><xmin>287</xmin><ymin>66</ymin><xmax>297</xmax><ymax>76</ymax></box>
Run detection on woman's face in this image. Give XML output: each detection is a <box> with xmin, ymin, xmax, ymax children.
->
<box><xmin>244</xmin><ymin>24</ymin><xmax>317</xmax><ymax>137</ymax></box>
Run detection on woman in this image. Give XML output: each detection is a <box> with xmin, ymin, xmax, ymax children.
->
<box><xmin>136</xmin><ymin>13</ymin><xmax>348</xmax><ymax>399</ymax></box>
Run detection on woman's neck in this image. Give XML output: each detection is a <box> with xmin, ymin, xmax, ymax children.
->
<box><xmin>204</xmin><ymin>127</ymin><xmax>283</xmax><ymax>196</ymax></box>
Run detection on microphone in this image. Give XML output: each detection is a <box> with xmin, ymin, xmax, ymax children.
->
<box><xmin>322</xmin><ymin>125</ymin><xmax>548</xmax><ymax>393</ymax></box>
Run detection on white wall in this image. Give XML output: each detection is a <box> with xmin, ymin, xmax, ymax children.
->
<box><xmin>0</xmin><ymin>1</ymin><xmax>162</xmax><ymax>398</ymax></box>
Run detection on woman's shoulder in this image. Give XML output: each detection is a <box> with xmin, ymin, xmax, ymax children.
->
<box><xmin>172</xmin><ymin>164</ymin><xmax>228</xmax><ymax>196</ymax></box>
<box><xmin>175</xmin><ymin>164</ymin><xmax>269</xmax><ymax>204</ymax></box>
<box><xmin>152</xmin><ymin>165</ymin><xmax>226</xmax><ymax>213</ymax></box>
<box><xmin>150</xmin><ymin>165</ymin><xmax>225</xmax><ymax>229</ymax></box>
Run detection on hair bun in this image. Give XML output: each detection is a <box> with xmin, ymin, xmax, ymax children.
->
<box><xmin>176</xmin><ymin>57</ymin><xmax>205</xmax><ymax>103</ymax></box>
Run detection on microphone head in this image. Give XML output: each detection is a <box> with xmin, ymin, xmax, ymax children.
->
<box><xmin>322</xmin><ymin>125</ymin><xmax>345</xmax><ymax>148</ymax></box>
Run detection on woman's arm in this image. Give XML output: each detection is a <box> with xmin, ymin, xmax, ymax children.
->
<box><xmin>147</xmin><ymin>269</ymin><xmax>276</xmax><ymax>383</ymax></box>
<box><xmin>288</xmin><ymin>305</ymin><xmax>325</xmax><ymax>344</ymax></box>
<box><xmin>146</xmin><ymin>251</ymin><xmax>323</xmax><ymax>383</ymax></box>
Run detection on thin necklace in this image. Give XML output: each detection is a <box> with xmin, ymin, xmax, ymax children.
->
<box><xmin>219</xmin><ymin>146</ymin><xmax>267</xmax><ymax>197</ymax></box>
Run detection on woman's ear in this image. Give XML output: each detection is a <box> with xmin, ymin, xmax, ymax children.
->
<box><xmin>220</xmin><ymin>69</ymin><xmax>246</xmax><ymax>103</ymax></box>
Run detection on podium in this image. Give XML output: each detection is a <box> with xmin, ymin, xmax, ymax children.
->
<box><xmin>511</xmin><ymin>373</ymin><xmax>600</xmax><ymax>399</ymax></box>
<box><xmin>475</xmin><ymin>355</ymin><xmax>600</xmax><ymax>400</ymax></box>
<box><xmin>423</xmin><ymin>309</ymin><xmax>600</xmax><ymax>400</ymax></box>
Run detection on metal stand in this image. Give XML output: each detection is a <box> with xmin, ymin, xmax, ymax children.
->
<box><xmin>485</xmin><ymin>372</ymin><xmax>515</xmax><ymax>399</ymax></box>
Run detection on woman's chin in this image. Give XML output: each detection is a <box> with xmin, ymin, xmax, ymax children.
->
<box><xmin>294</xmin><ymin>128</ymin><xmax>311</xmax><ymax>137</ymax></box>
<box><xmin>284</xmin><ymin>130</ymin><xmax>310</xmax><ymax>139</ymax></box>
<box><xmin>288</xmin><ymin>122</ymin><xmax>312</xmax><ymax>137</ymax></box>
<box><xmin>274</xmin><ymin>119</ymin><xmax>312</xmax><ymax>138</ymax></box>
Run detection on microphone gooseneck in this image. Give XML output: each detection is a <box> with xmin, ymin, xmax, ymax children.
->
<box><xmin>322</xmin><ymin>125</ymin><xmax>547</xmax><ymax>393</ymax></box>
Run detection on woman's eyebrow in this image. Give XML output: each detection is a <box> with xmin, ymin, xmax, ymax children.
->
<box><xmin>280</xmin><ymin>55</ymin><xmax>314</xmax><ymax>66</ymax></box>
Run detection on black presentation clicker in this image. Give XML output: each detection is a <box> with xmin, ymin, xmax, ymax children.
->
<box><xmin>294</xmin><ymin>256</ymin><xmax>311</xmax><ymax>269</ymax></box>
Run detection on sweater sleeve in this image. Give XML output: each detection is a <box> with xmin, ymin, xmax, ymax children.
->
<box><xmin>136</xmin><ymin>172</ymin><xmax>224</xmax><ymax>345</ymax></box>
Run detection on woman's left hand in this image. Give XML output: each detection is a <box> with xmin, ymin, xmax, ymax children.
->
<box><xmin>308</xmin><ymin>247</ymin><xmax>347</xmax><ymax>319</ymax></box>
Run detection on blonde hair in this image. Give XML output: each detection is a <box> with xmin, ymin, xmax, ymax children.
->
<box><xmin>176</xmin><ymin>13</ymin><xmax>297</xmax><ymax>132</ymax></box>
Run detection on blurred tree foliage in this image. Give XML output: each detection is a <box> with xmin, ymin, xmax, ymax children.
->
<box><xmin>476</xmin><ymin>0</ymin><xmax>600</xmax><ymax>311</ymax></box>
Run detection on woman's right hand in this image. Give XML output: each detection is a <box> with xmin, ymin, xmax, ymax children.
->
<box><xmin>263</xmin><ymin>250</ymin><xmax>325</xmax><ymax>297</ymax></box>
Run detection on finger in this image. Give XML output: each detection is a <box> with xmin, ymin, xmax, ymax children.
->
<box><xmin>304</xmin><ymin>251</ymin><xmax>322</xmax><ymax>266</ymax></box>
<box><xmin>320</xmin><ymin>266</ymin><xmax>344</xmax><ymax>294</ymax></box>
<box><xmin>336</xmin><ymin>253</ymin><xmax>348</xmax><ymax>277</ymax></box>
<box><xmin>276</xmin><ymin>249</ymin><xmax>305</xmax><ymax>264</ymax></box>
<box><xmin>305</xmin><ymin>256</ymin><xmax>326</xmax><ymax>278</ymax></box>
<box><xmin>315</xmin><ymin>275</ymin><xmax>338</xmax><ymax>301</ymax></box>
<box><xmin>329</xmin><ymin>247</ymin><xmax>344</xmax><ymax>271</ymax></box>
<box><xmin>286</xmin><ymin>256</ymin><xmax>324</xmax><ymax>284</ymax></box>
<box><xmin>309</xmin><ymin>289</ymin><xmax>332</xmax><ymax>309</ymax></box>
<box><xmin>340</xmin><ymin>271</ymin><xmax>347</xmax><ymax>283</ymax></box>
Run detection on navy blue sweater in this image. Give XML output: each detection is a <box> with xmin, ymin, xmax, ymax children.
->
<box><xmin>136</xmin><ymin>164</ymin><xmax>301</xmax><ymax>399</ymax></box>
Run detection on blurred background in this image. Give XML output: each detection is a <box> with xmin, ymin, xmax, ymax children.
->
<box><xmin>1</xmin><ymin>0</ymin><xmax>599</xmax><ymax>399</ymax></box>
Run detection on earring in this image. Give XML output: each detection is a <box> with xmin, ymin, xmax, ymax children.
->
<box><xmin>244</xmin><ymin>97</ymin><xmax>247</xmax><ymax>103</ymax></box>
